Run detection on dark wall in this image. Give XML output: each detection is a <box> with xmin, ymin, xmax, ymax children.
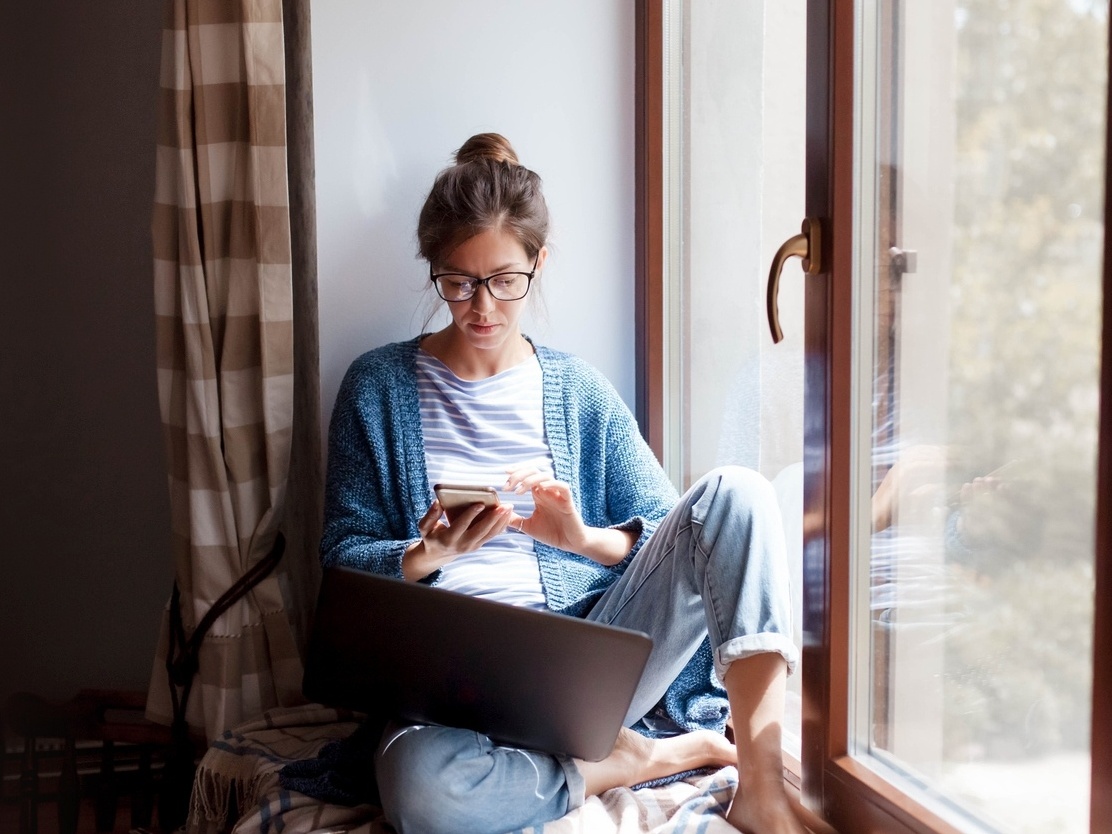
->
<box><xmin>0</xmin><ymin>1</ymin><xmax>172</xmax><ymax>703</ymax></box>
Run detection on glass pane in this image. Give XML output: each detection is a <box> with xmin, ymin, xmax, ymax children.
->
<box><xmin>664</xmin><ymin>0</ymin><xmax>807</xmax><ymax>759</ymax></box>
<box><xmin>853</xmin><ymin>1</ymin><xmax>1106</xmax><ymax>830</ymax></box>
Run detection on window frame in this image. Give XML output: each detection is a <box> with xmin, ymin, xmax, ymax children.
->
<box><xmin>634</xmin><ymin>1</ymin><xmax>1112</xmax><ymax>831</ymax></box>
<box><xmin>634</xmin><ymin>0</ymin><xmax>666</xmax><ymax>459</ymax></box>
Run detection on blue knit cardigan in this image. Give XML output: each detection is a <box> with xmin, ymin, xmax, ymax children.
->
<box><xmin>320</xmin><ymin>336</ymin><xmax>729</xmax><ymax>736</ymax></box>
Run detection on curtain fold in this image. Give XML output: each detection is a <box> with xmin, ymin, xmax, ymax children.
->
<box><xmin>280</xmin><ymin>0</ymin><xmax>323</xmax><ymax>659</ymax></box>
<box><xmin>148</xmin><ymin>0</ymin><xmax>305</xmax><ymax>742</ymax></box>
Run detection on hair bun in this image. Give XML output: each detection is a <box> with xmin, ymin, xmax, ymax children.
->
<box><xmin>454</xmin><ymin>133</ymin><xmax>520</xmax><ymax>166</ymax></box>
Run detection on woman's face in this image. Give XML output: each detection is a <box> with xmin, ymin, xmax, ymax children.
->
<box><xmin>434</xmin><ymin>227</ymin><xmax>546</xmax><ymax>355</ymax></box>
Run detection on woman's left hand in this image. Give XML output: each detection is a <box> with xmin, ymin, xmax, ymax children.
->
<box><xmin>504</xmin><ymin>467</ymin><xmax>588</xmax><ymax>552</ymax></box>
<box><xmin>503</xmin><ymin>467</ymin><xmax>635</xmax><ymax>566</ymax></box>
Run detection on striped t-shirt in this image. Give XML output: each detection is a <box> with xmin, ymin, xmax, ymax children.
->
<box><xmin>415</xmin><ymin>349</ymin><xmax>553</xmax><ymax>609</ymax></box>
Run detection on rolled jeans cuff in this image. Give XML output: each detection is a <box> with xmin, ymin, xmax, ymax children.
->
<box><xmin>715</xmin><ymin>633</ymin><xmax>800</xmax><ymax>680</ymax></box>
<box><xmin>556</xmin><ymin>754</ymin><xmax>586</xmax><ymax>812</ymax></box>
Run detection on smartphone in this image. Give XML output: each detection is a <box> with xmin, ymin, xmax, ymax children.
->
<box><xmin>433</xmin><ymin>483</ymin><xmax>500</xmax><ymax>522</ymax></box>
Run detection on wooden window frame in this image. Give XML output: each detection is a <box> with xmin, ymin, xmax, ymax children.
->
<box><xmin>635</xmin><ymin>1</ymin><xmax>1112</xmax><ymax>831</ymax></box>
<box><xmin>1092</xmin><ymin>5</ymin><xmax>1112</xmax><ymax>824</ymax></box>
<box><xmin>634</xmin><ymin>0</ymin><xmax>666</xmax><ymax>456</ymax></box>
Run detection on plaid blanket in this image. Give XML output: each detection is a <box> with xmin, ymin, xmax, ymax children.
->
<box><xmin>186</xmin><ymin>704</ymin><xmax>741</xmax><ymax>834</ymax></box>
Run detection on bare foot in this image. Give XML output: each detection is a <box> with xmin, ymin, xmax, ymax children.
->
<box><xmin>576</xmin><ymin>728</ymin><xmax>736</xmax><ymax>796</ymax></box>
<box><xmin>724</xmin><ymin>775</ymin><xmax>810</xmax><ymax>834</ymax></box>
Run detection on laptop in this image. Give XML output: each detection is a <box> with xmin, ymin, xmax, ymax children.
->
<box><xmin>302</xmin><ymin>566</ymin><xmax>653</xmax><ymax>761</ymax></box>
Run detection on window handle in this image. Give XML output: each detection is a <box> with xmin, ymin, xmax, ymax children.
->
<box><xmin>767</xmin><ymin>217</ymin><xmax>822</xmax><ymax>343</ymax></box>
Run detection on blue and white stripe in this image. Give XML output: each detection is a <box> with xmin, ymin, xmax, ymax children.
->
<box><xmin>416</xmin><ymin>349</ymin><xmax>553</xmax><ymax>609</ymax></box>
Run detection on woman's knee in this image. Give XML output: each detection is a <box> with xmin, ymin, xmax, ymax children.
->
<box><xmin>683</xmin><ymin>466</ymin><xmax>787</xmax><ymax>575</ymax></box>
<box><xmin>376</xmin><ymin>726</ymin><xmax>569</xmax><ymax>834</ymax></box>
<box><xmin>376</xmin><ymin>726</ymin><xmax>487</xmax><ymax>834</ymax></box>
<box><xmin>691</xmin><ymin>466</ymin><xmax>779</xmax><ymax>520</ymax></box>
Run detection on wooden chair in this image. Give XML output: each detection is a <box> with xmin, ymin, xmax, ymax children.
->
<box><xmin>3</xmin><ymin>689</ymin><xmax>174</xmax><ymax>834</ymax></box>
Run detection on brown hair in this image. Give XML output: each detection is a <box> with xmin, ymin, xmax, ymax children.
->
<box><xmin>417</xmin><ymin>133</ymin><xmax>549</xmax><ymax>266</ymax></box>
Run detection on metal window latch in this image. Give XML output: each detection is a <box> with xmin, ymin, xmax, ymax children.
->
<box><xmin>889</xmin><ymin>247</ymin><xmax>918</xmax><ymax>276</ymax></box>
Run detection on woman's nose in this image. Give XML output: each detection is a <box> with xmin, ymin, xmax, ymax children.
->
<box><xmin>470</xmin><ymin>283</ymin><xmax>496</xmax><ymax>311</ymax></box>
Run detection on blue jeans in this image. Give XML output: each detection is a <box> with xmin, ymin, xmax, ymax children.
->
<box><xmin>375</xmin><ymin>466</ymin><xmax>797</xmax><ymax>834</ymax></box>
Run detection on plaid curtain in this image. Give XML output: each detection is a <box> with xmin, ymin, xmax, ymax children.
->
<box><xmin>148</xmin><ymin>0</ymin><xmax>304</xmax><ymax>742</ymax></box>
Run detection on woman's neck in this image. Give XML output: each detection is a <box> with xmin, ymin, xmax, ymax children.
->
<box><xmin>420</xmin><ymin>328</ymin><xmax>534</xmax><ymax>380</ymax></box>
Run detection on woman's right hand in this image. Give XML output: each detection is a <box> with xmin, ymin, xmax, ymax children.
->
<box><xmin>401</xmin><ymin>499</ymin><xmax>515</xmax><ymax>581</ymax></box>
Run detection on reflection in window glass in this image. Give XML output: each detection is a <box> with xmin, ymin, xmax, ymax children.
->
<box><xmin>859</xmin><ymin>1</ymin><xmax>1106</xmax><ymax>830</ymax></box>
<box><xmin>664</xmin><ymin>0</ymin><xmax>807</xmax><ymax>760</ymax></box>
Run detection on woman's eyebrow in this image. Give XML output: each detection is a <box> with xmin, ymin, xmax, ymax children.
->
<box><xmin>439</xmin><ymin>260</ymin><xmax>524</xmax><ymax>276</ymax></box>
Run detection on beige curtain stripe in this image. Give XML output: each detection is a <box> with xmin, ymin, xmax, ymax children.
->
<box><xmin>187</xmin><ymin>88</ymin><xmax>286</xmax><ymax>147</ymax></box>
<box><xmin>161</xmin><ymin>428</ymin><xmax>273</xmax><ymax>490</ymax></box>
<box><xmin>246</xmin><ymin>85</ymin><xmax>290</xmax><ymax>144</ymax></box>
<box><xmin>155</xmin><ymin>89</ymin><xmax>196</xmax><ymax>149</ymax></box>
<box><xmin>187</xmin><ymin>144</ymin><xmax>290</xmax><ymax>206</ymax></box>
<box><xmin>250</xmin><ymin>147</ymin><xmax>295</xmax><ymax>205</ymax></box>
<box><xmin>155</xmin><ymin>315</ymin><xmax>187</xmax><ymax>370</ymax></box>
<box><xmin>260</xmin><ymin>322</ymin><xmax>296</xmax><ymax>373</ymax></box>
<box><xmin>166</xmin><ymin>537</ymin><xmax>240</xmax><ymax>599</ymax></box>
<box><xmin>241</xmin><ymin>23</ymin><xmax>286</xmax><ymax>79</ymax></box>
<box><xmin>147</xmin><ymin>0</ymin><xmax>304</xmax><ymax>745</ymax></box>
<box><xmin>187</xmin><ymin>0</ymin><xmax>283</xmax><ymax>27</ymax></box>
<box><xmin>156</xmin><ymin>371</ymin><xmax>188</xmax><ymax>427</ymax></box>
<box><xmin>253</xmin><ymin>206</ymin><xmax>295</xmax><ymax>263</ymax></box>
<box><xmin>151</xmin><ymin>206</ymin><xmax>197</xmax><ymax>263</ymax></box>
<box><xmin>193</xmin><ymin>84</ymin><xmax>252</xmax><ymax>143</ymax></box>
<box><xmin>189</xmin><ymin>85</ymin><xmax>289</xmax><ymax>145</ymax></box>
<box><xmin>192</xmin><ymin>202</ymin><xmax>292</xmax><ymax>262</ymax></box>
<box><xmin>221</xmin><ymin>424</ymin><xmax>273</xmax><ymax>481</ymax></box>
<box><xmin>209</xmin><ymin>317</ymin><xmax>267</xmax><ymax>371</ymax></box>
<box><xmin>166</xmin><ymin>538</ymin><xmax>294</xmax><ymax>604</ymax></box>
<box><xmin>186</xmin><ymin>0</ymin><xmax>242</xmax><ymax>26</ymax></box>
<box><xmin>207</xmin><ymin>318</ymin><xmax>294</xmax><ymax>374</ymax></box>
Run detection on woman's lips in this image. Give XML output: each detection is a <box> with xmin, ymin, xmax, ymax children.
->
<box><xmin>469</xmin><ymin>322</ymin><xmax>499</xmax><ymax>335</ymax></box>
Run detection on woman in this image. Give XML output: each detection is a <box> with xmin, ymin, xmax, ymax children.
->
<box><xmin>321</xmin><ymin>133</ymin><xmax>803</xmax><ymax>834</ymax></box>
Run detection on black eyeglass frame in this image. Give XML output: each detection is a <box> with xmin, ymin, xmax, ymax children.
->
<box><xmin>429</xmin><ymin>253</ymin><xmax>539</xmax><ymax>302</ymax></box>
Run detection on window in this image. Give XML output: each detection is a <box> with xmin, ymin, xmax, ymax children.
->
<box><xmin>636</xmin><ymin>0</ymin><xmax>810</xmax><ymax>764</ymax></box>
<box><xmin>637</xmin><ymin>1</ymin><xmax>1112</xmax><ymax>831</ymax></box>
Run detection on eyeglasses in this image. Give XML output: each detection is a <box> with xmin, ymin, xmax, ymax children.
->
<box><xmin>430</xmin><ymin>254</ymin><xmax>538</xmax><ymax>302</ymax></box>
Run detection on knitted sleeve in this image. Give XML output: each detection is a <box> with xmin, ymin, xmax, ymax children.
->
<box><xmin>319</xmin><ymin>344</ymin><xmax>426</xmax><ymax>578</ymax></box>
<box><xmin>544</xmin><ymin>346</ymin><xmax>680</xmax><ymax>569</ymax></box>
<box><xmin>569</xmin><ymin>356</ymin><xmax>678</xmax><ymax>563</ymax></box>
<box><xmin>601</xmin><ymin>387</ymin><xmax>677</xmax><ymax>566</ymax></box>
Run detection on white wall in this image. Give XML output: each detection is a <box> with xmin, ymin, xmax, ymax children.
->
<box><xmin>311</xmin><ymin>0</ymin><xmax>636</xmax><ymax>440</ymax></box>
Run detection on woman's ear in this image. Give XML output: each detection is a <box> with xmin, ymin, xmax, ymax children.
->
<box><xmin>535</xmin><ymin>245</ymin><xmax>549</xmax><ymax>273</ymax></box>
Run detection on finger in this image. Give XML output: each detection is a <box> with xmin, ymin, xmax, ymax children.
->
<box><xmin>455</xmin><ymin>505</ymin><xmax>514</xmax><ymax>548</ymax></box>
<box><xmin>443</xmin><ymin>501</ymin><xmax>491</xmax><ymax>528</ymax></box>
<box><xmin>515</xmin><ymin>474</ymin><xmax>570</xmax><ymax>496</ymax></box>
<box><xmin>418</xmin><ymin>501</ymin><xmax>444</xmax><ymax>536</ymax></box>
<box><xmin>506</xmin><ymin>512</ymin><xmax>529</xmax><ymax>535</ymax></box>
<box><xmin>507</xmin><ymin>472</ymin><xmax>549</xmax><ymax>493</ymax></box>
<box><xmin>504</xmin><ymin>465</ymin><xmax>534</xmax><ymax>487</ymax></box>
<box><xmin>504</xmin><ymin>465</ymin><xmax>555</xmax><ymax>492</ymax></box>
<box><xmin>530</xmin><ymin>481</ymin><xmax>575</xmax><ymax>507</ymax></box>
<box><xmin>479</xmin><ymin>510</ymin><xmax>514</xmax><ymax>541</ymax></box>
